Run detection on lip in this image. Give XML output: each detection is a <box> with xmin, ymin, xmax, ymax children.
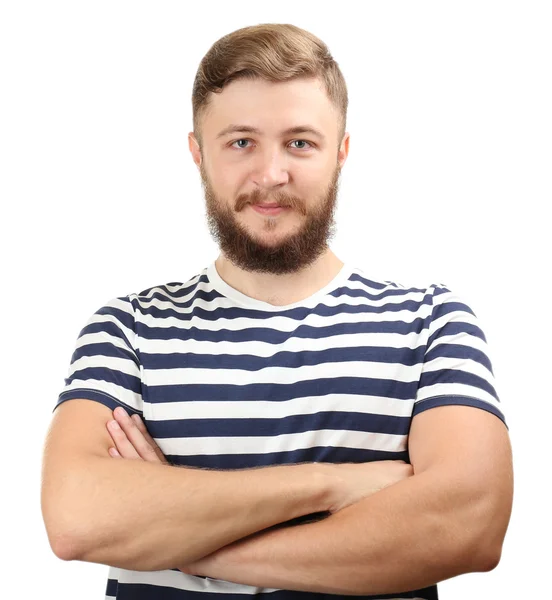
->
<box><xmin>251</xmin><ymin>204</ymin><xmax>289</xmax><ymax>215</ymax></box>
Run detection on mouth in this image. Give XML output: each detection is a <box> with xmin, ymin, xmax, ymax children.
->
<box><xmin>251</xmin><ymin>203</ymin><xmax>289</xmax><ymax>216</ymax></box>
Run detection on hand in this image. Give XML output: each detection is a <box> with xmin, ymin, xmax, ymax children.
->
<box><xmin>324</xmin><ymin>460</ymin><xmax>414</xmax><ymax>513</ymax></box>
<box><xmin>106</xmin><ymin>407</ymin><xmax>169</xmax><ymax>465</ymax></box>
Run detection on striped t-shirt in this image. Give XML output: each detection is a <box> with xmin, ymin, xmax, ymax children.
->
<box><xmin>55</xmin><ymin>260</ymin><xmax>505</xmax><ymax>600</ymax></box>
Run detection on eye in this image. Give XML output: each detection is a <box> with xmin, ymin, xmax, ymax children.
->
<box><xmin>231</xmin><ymin>139</ymin><xmax>252</xmax><ymax>149</ymax></box>
<box><xmin>229</xmin><ymin>139</ymin><xmax>314</xmax><ymax>151</ymax></box>
<box><xmin>289</xmin><ymin>140</ymin><xmax>313</xmax><ymax>150</ymax></box>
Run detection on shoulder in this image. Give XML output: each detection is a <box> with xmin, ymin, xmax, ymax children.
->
<box><xmin>347</xmin><ymin>265</ymin><xmax>451</xmax><ymax>308</ymax></box>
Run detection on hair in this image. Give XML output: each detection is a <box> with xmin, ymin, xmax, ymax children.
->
<box><xmin>191</xmin><ymin>23</ymin><xmax>348</xmax><ymax>151</ymax></box>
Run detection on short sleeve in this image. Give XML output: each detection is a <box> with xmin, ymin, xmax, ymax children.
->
<box><xmin>413</xmin><ymin>285</ymin><xmax>506</xmax><ymax>426</ymax></box>
<box><xmin>54</xmin><ymin>295</ymin><xmax>143</xmax><ymax>417</ymax></box>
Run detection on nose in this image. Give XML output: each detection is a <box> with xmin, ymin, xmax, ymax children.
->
<box><xmin>251</xmin><ymin>147</ymin><xmax>290</xmax><ymax>190</ymax></box>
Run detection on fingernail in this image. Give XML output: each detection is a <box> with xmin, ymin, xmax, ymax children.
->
<box><xmin>109</xmin><ymin>420</ymin><xmax>120</xmax><ymax>430</ymax></box>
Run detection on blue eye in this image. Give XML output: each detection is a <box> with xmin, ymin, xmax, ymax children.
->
<box><xmin>290</xmin><ymin>140</ymin><xmax>312</xmax><ymax>150</ymax></box>
<box><xmin>230</xmin><ymin>139</ymin><xmax>313</xmax><ymax>150</ymax></box>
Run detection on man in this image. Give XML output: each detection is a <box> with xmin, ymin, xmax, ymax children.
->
<box><xmin>41</xmin><ymin>23</ymin><xmax>513</xmax><ymax>599</ymax></box>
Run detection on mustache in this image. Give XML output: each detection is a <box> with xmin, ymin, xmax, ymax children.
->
<box><xmin>235</xmin><ymin>188</ymin><xmax>306</xmax><ymax>214</ymax></box>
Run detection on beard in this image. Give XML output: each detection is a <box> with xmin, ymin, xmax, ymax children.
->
<box><xmin>200</xmin><ymin>163</ymin><xmax>341</xmax><ymax>275</ymax></box>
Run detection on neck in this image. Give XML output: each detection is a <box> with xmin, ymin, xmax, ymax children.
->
<box><xmin>214</xmin><ymin>249</ymin><xmax>344</xmax><ymax>306</ymax></box>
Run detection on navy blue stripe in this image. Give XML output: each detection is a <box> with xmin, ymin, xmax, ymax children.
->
<box><xmin>137</xmin><ymin>274</ymin><xmax>204</xmax><ymax>299</ymax></box>
<box><xmin>331</xmin><ymin>282</ymin><xmax>427</xmax><ymax>301</ymax></box>
<box><xmin>432</xmin><ymin>284</ymin><xmax>452</xmax><ymax>297</ymax></box>
<box><xmin>137</xmin><ymin>287</ymin><xmax>225</xmax><ymax>308</ymax></box>
<box><xmin>348</xmin><ymin>271</ymin><xmax>391</xmax><ymax>290</ymax></box>
<box><xmin>431</xmin><ymin>299</ymin><xmax>475</xmax><ymax>320</ymax></box>
<box><xmin>427</xmin><ymin>320</ymin><xmax>486</xmax><ymax>348</ymax></box>
<box><xmin>134</xmin><ymin>293</ymin><xmax>432</xmax><ymax>322</ymax></box>
<box><xmin>141</xmin><ymin>344</ymin><xmax>426</xmax><ymax>370</ymax></box>
<box><xmin>135</xmin><ymin>317</ymin><xmax>429</xmax><ymax>343</ymax></box>
<box><xmin>425</xmin><ymin>342</ymin><xmax>494</xmax><ymax>373</ymax></box>
<box><xmin>105</xmin><ymin>578</ymin><xmax>118</xmax><ymax>596</ymax></box>
<box><xmin>78</xmin><ymin>320</ymin><xmax>135</xmax><ymax>344</ymax></box>
<box><xmin>145</xmin><ymin>376</ymin><xmax>418</xmax><ymax>403</ymax></box>
<box><xmin>146</xmin><ymin>411</ymin><xmax>411</xmax><ymax>439</ymax></box>
<box><xmin>104</xmin><ymin>579</ymin><xmax>436</xmax><ymax>599</ymax></box>
<box><xmin>95</xmin><ymin>304</ymin><xmax>135</xmax><ymax>332</ymax></box>
<box><xmin>66</xmin><ymin>366</ymin><xmax>142</xmax><ymax>394</ymax></box>
<box><xmin>413</xmin><ymin>395</ymin><xmax>506</xmax><ymax>427</ymax></box>
<box><xmin>70</xmin><ymin>342</ymin><xmax>139</xmax><ymax>367</ymax></box>
<box><xmin>418</xmin><ymin>367</ymin><xmax>499</xmax><ymax>401</ymax></box>
<box><xmin>167</xmin><ymin>446</ymin><xmax>410</xmax><ymax>470</ymax></box>
<box><xmin>54</xmin><ymin>390</ymin><xmax>142</xmax><ymax>417</ymax></box>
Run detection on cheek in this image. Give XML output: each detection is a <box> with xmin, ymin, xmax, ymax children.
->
<box><xmin>210</xmin><ymin>161</ymin><xmax>244</xmax><ymax>192</ymax></box>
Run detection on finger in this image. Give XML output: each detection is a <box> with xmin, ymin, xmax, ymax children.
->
<box><xmin>131</xmin><ymin>414</ymin><xmax>169</xmax><ymax>464</ymax></box>
<box><xmin>109</xmin><ymin>447</ymin><xmax>121</xmax><ymax>458</ymax></box>
<box><xmin>107</xmin><ymin>419</ymin><xmax>141</xmax><ymax>460</ymax></box>
<box><xmin>113</xmin><ymin>408</ymin><xmax>162</xmax><ymax>463</ymax></box>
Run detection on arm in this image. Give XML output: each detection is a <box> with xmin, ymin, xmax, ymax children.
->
<box><xmin>185</xmin><ymin>406</ymin><xmax>513</xmax><ymax>595</ymax></box>
<box><xmin>41</xmin><ymin>399</ymin><xmax>334</xmax><ymax>571</ymax></box>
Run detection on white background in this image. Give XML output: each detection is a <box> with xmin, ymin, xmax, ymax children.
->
<box><xmin>1</xmin><ymin>1</ymin><xmax>550</xmax><ymax>598</ymax></box>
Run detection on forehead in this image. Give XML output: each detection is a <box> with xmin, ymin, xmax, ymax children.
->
<box><xmin>203</xmin><ymin>77</ymin><xmax>338</xmax><ymax>140</ymax></box>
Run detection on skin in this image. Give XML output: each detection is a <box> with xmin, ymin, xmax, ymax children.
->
<box><xmin>188</xmin><ymin>76</ymin><xmax>350</xmax><ymax>305</ymax></box>
<box><xmin>103</xmin><ymin>78</ymin><xmax>352</xmax><ymax>575</ymax></box>
<box><xmin>102</xmin><ymin>77</ymin><xmax>513</xmax><ymax>592</ymax></box>
<box><xmin>107</xmin><ymin>408</ymin><xmax>217</xmax><ymax>575</ymax></box>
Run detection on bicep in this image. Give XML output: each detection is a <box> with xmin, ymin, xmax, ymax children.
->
<box><xmin>42</xmin><ymin>399</ymin><xmax>115</xmax><ymax>554</ymax></box>
<box><xmin>408</xmin><ymin>405</ymin><xmax>513</xmax><ymax>555</ymax></box>
<box><xmin>44</xmin><ymin>398</ymin><xmax>115</xmax><ymax>463</ymax></box>
<box><xmin>408</xmin><ymin>404</ymin><xmax>512</xmax><ymax>480</ymax></box>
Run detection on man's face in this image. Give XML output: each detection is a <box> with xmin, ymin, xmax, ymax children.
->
<box><xmin>192</xmin><ymin>77</ymin><xmax>349</xmax><ymax>275</ymax></box>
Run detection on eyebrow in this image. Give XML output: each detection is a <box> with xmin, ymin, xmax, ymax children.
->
<box><xmin>216</xmin><ymin>124</ymin><xmax>326</xmax><ymax>140</ymax></box>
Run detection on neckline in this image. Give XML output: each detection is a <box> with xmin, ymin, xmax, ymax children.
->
<box><xmin>206</xmin><ymin>260</ymin><xmax>353</xmax><ymax>312</ymax></box>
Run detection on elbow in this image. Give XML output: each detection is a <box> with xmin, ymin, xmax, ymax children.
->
<box><xmin>457</xmin><ymin>539</ymin><xmax>502</xmax><ymax>574</ymax></box>
<box><xmin>50</xmin><ymin>532</ymin><xmax>82</xmax><ymax>562</ymax></box>
<box><xmin>452</xmin><ymin>487</ymin><xmax>511</xmax><ymax>575</ymax></box>
<box><xmin>469</xmin><ymin>533</ymin><xmax>504</xmax><ymax>573</ymax></box>
<box><xmin>42</xmin><ymin>492</ymin><xmax>85</xmax><ymax>562</ymax></box>
<box><xmin>43</xmin><ymin>509</ymin><xmax>83</xmax><ymax>561</ymax></box>
<box><xmin>453</xmin><ymin>518</ymin><xmax>507</xmax><ymax>575</ymax></box>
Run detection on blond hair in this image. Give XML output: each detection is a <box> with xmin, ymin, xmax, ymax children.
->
<box><xmin>192</xmin><ymin>23</ymin><xmax>348</xmax><ymax>149</ymax></box>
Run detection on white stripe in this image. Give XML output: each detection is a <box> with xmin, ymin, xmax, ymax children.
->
<box><xmin>142</xmin><ymin>330</ymin><xmax>426</xmax><ymax>356</ymax></box>
<box><xmin>60</xmin><ymin>379</ymin><xmax>142</xmax><ymax>410</ymax></box>
<box><xmin>88</xmin><ymin>312</ymin><xmax>136</xmax><ymax>345</ymax></box>
<box><xmin>429</xmin><ymin>332</ymin><xmax>492</xmax><ymax>354</ymax></box>
<box><xmin>158</xmin><ymin>429</ymin><xmax>407</xmax><ymax>457</ymax></box>
<box><xmin>112</xmin><ymin>565</ymin><xmax>280</xmax><ymax>593</ymax></box>
<box><xmin>138</xmin><ymin>304</ymin><xmax>432</xmax><ymax>332</ymax></box>
<box><xmin>415</xmin><ymin>382</ymin><xmax>501</xmax><ymax>408</ymax></box>
<box><xmin>136</xmin><ymin>267</ymin><xmax>410</xmax><ymax>304</ymax></box>
<box><xmin>151</xmin><ymin>394</ymin><xmax>415</xmax><ymax>420</ymax></box>
<box><xmin>428</xmin><ymin>309</ymin><xmax>480</xmax><ymax>337</ymax></box>
<box><xmin>145</xmin><ymin>359</ymin><xmax>420</xmax><ymax>386</ymax></box>
<box><xmin>111</xmin><ymin>564</ymin><xmax>428</xmax><ymax>597</ymax></box>
<box><xmin>418</xmin><ymin>355</ymin><xmax>496</xmax><ymax>382</ymax></box>
<box><xmin>68</xmin><ymin>354</ymin><xmax>138</xmax><ymax>379</ymax></box>
<box><xmin>140</xmin><ymin>285</ymin><xmax>432</xmax><ymax>315</ymax></box>
<box><xmin>136</xmin><ymin>275</ymin><xmax>203</xmax><ymax>301</ymax></box>
<box><xmin>74</xmin><ymin>331</ymin><xmax>135</xmax><ymax>354</ymax></box>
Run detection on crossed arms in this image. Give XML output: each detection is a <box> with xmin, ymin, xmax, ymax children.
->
<box><xmin>42</xmin><ymin>401</ymin><xmax>512</xmax><ymax>596</ymax></box>
<box><xmin>186</xmin><ymin>405</ymin><xmax>512</xmax><ymax>594</ymax></box>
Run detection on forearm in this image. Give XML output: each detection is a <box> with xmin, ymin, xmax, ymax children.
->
<box><xmin>55</xmin><ymin>457</ymin><xmax>332</xmax><ymax>571</ymax></box>
<box><xmin>190</xmin><ymin>471</ymin><xmax>499</xmax><ymax>595</ymax></box>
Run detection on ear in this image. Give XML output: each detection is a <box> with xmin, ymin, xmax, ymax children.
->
<box><xmin>188</xmin><ymin>132</ymin><xmax>202</xmax><ymax>169</ymax></box>
<box><xmin>338</xmin><ymin>132</ymin><xmax>350</xmax><ymax>169</ymax></box>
